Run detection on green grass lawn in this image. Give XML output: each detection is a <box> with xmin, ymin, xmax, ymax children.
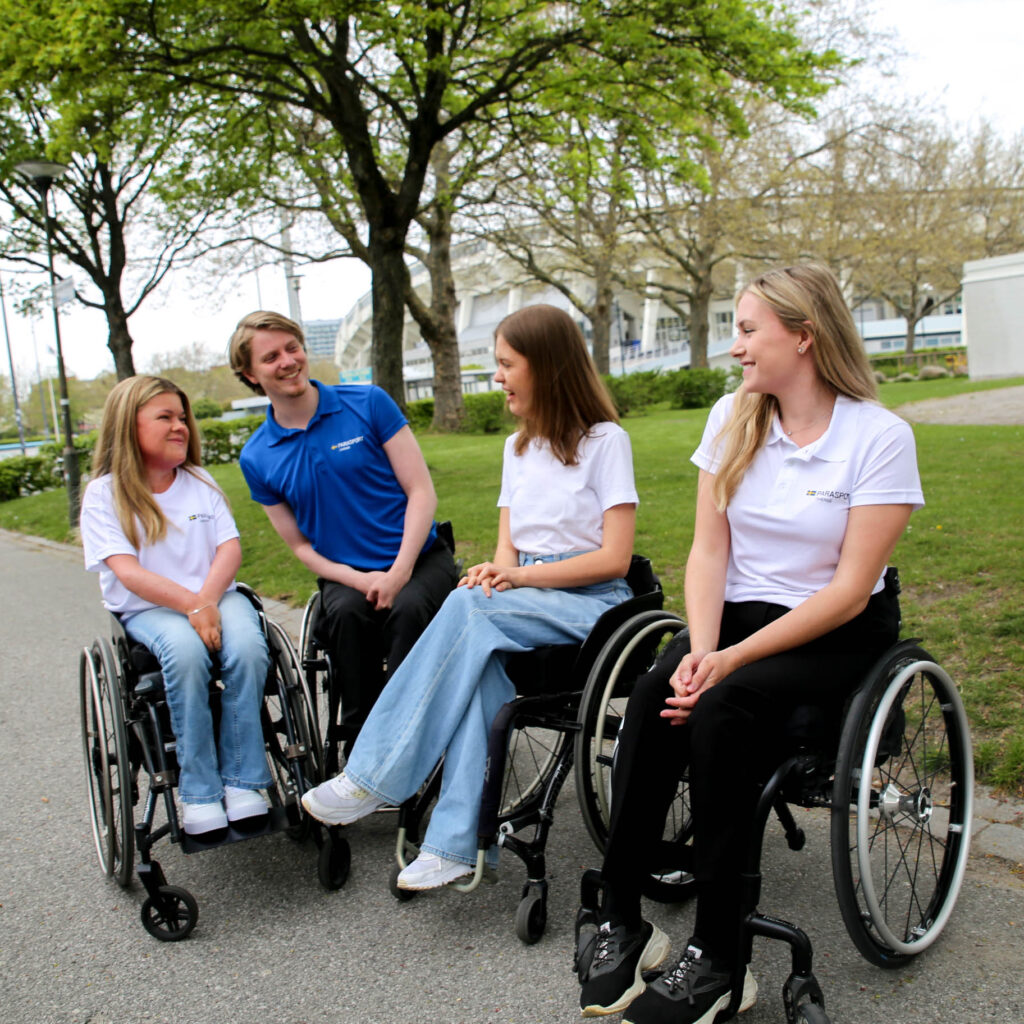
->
<box><xmin>2</xmin><ymin>375</ymin><xmax>1021</xmax><ymax>791</ymax></box>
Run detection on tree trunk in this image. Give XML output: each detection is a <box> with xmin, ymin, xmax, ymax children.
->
<box><xmin>905</xmin><ymin>318</ymin><xmax>918</xmax><ymax>355</ymax></box>
<box><xmin>105</xmin><ymin>301</ymin><xmax>136</xmax><ymax>380</ymax></box>
<box><xmin>590</xmin><ymin>274</ymin><xmax>614</xmax><ymax>375</ymax></box>
<box><xmin>687</xmin><ymin>277</ymin><xmax>714</xmax><ymax>369</ymax></box>
<box><xmin>368</xmin><ymin>238</ymin><xmax>410</xmax><ymax>410</ymax></box>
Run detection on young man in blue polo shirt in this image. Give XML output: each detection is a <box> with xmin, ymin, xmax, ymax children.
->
<box><xmin>230</xmin><ymin>311</ymin><xmax>457</xmax><ymax>752</ymax></box>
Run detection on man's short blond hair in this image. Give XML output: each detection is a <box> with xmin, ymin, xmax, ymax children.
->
<box><xmin>228</xmin><ymin>310</ymin><xmax>306</xmax><ymax>394</ymax></box>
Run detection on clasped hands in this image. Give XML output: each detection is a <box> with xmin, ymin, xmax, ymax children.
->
<box><xmin>187</xmin><ymin>602</ymin><xmax>222</xmax><ymax>652</ymax></box>
<box><xmin>459</xmin><ymin>560</ymin><xmax>523</xmax><ymax>598</ymax></box>
<box><xmin>662</xmin><ymin>646</ymin><xmax>742</xmax><ymax>725</ymax></box>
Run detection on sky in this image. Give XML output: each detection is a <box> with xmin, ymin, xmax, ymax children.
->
<box><xmin>2</xmin><ymin>0</ymin><xmax>1022</xmax><ymax>385</ymax></box>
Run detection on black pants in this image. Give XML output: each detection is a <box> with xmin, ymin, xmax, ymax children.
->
<box><xmin>315</xmin><ymin>538</ymin><xmax>458</xmax><ymax>737</ymax></box>
<box><xmin>601</xmin><ymin>586</ymin><xmax>900</xmax><ymax>958</ymax></box>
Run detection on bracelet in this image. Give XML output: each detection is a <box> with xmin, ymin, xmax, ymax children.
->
<box><xmin>188</xmin><ymin>603</ymin><xmax>211</xmax><ymax>616</ymax></box>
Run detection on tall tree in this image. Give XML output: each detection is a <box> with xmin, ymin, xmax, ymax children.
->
<box><xmin>61</xmin><ymin>0</ymin><xmax>841</xmax><ymax>407</ymax></box>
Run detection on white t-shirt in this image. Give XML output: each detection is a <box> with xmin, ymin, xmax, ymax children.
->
<box><xmin>693</xmin><ymin>393</ymin><xmax>924</xmax><ymax>608</ymax></box>
<box><xmin>497</xmin><ymin>422</ymin><xmax>638</xmax><ymax>555</ymax></box>
<box><xmin>80</xmin><ymin>467</ymin><xmax>240</xmax><ymax>617</ymax></box>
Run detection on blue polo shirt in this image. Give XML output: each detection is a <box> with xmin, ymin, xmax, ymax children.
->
<box><xmin>240</xmin><ymin>381</ymin><xmax>437</xmax><ymax>570</ymax></box>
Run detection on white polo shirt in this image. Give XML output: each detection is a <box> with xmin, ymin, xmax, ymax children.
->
<box><xmin>693</xmin><ymin>393</ymin><xmax>924</xmax><ymax>608</ymax></box>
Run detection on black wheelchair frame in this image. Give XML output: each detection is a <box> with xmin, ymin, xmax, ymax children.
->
<box><xmin>79</xmin><ymin>584</ymin><xmax>350</xmax><ymax>941</ymax></box>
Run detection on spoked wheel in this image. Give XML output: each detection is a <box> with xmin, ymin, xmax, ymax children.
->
<box><xmin>299</xmin><ymin>590</ymin><xmax>342</xmax><ymax>779</ymax></box>
<box><xmin>499</xmin><ymin>718</ymin><xmax>572</xmax><ymax>819</ymax></box>
<box><xmin>140</xmin><ymin>885</ymin><xmax>199</xmax><ymax>942</ymax></box>
<box><xmin>831</xmin><ymin>643</ymin><xmax>973</xmax><ymax>967</ymax></box>
<box><xmin>575</xmin><ymin>612</ymin><xmax>693</xmax><ymax>903</ymax></box>
<box><xmin>263</xmin><ymin>620</ymin><xmax>323</xmax><ymax>839</ymax></box>
<box><xmin>79</xmin><ymin>638</ymin><xmax>135</xmax><ymax>886</ymax></box>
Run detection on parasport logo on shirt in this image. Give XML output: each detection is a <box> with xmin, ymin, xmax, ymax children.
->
<box><xmin>187</xmin><ymin>512</ymin><xmax>215</xmax><ymax>522</ymax></box>
<box><xmin>330</xmin><ymin>434</ymin><xmax>365</xmax><ymax>453</ymax></box>
<box><xmin>805</xmin><ymin>488</ymin><xmax>850</xmax><ymax>503</ymax></box>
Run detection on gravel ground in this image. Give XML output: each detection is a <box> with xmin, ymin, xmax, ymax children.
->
<box><xmin>894</xmin><ymin>384</ymin><xmax>1024</xmax><ymax>425</ymax></box>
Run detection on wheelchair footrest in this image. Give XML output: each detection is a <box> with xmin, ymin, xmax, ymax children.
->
<box><xmin>180</xmin><ymin>804</ymin><xmax>290</xmax><ymax>855</ymax></box>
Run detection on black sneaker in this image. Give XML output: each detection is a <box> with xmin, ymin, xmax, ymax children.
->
<box><xmin>623</xmin><ymin>944</ymin><xmax>757</xmax><ymax>1024</ymax></box>
<box><xmin>577</xmin><ymin>919</ymin><xmax>671</xmax><ymax>1017</ymax></box>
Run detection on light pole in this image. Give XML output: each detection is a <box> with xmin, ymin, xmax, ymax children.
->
<box><xmin>0</xmin><ymin>270</ymin><xmax>28</xmax><ymax>455</ymax></box>
<box><xmin>15</xmin><ymin>158</ymin><xmax>79</xmax><ymax>525</ymax></box>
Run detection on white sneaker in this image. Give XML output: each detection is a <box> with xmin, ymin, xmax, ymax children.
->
<box><xmin>224</xmin><ymin>786</ymin><xmax>269</xmax><ymax>822</ymax></box>
<box><xmin>300</xmin><ymin>773</ymin><xmax>385</xmax><ymax>825</ymax></box>
<box><xmin>396</xmin><ymin>853</ymin><xmax>473</xmax><ymax>891</ymax></box>
<box><xmin>182</xmin><ymin>800</ymin><xmax>228</xmax><ymax>835</ymax></box>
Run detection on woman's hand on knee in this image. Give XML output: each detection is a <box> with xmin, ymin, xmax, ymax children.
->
<box><xmin>188</xmin><ymin>605</ymin><xmax>222</xmax><ymax>652</ymax></box>
<box><xmin>459</xmin><ymin>561</ymin><xmax>512</xmax><ymax>597</ymax></box>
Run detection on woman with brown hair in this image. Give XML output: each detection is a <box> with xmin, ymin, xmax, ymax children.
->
<box><xmin>302</xmin><ymin>303</ymin><xmax>639</xmax><ymax>891</ymax></box>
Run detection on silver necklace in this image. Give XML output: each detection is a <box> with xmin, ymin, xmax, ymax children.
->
<box><xmin>782</xmin><ymin>409</ymin><xmax>831</xmax><ymax>437</ymax></box>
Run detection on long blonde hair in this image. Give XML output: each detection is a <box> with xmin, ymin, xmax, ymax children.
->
<box><xmin>495</xmin><ymin>304</ymin><xmax>618</xmax><ymax>466</ymax></box>
<box><xmin>92</xmin><ymin>375</ymin><xmax>206</xmax><ymax>548</ymax></box>
<box><xmin>712</xmin><ymin>264</ymin><xmax>878</xmax><ymax>509</ymax></box>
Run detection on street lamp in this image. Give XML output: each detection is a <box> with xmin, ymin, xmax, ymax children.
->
<box><xmin>0</xmin><ymin>271</ymin><xmax>28</xmax><ymax>455</ymax></box>
<box><xmin>15</xmin><ymin>158</ymin><xmax>80</xmax><ymax>526</ymax></box>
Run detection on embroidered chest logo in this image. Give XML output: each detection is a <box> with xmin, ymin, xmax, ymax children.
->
<box><xmin>330</xmin><ymin>435</ymin><xmax>365</xmax><ymax>453</ymax></box>
<box><xmin>805</xmin><ymin>489</ymin><xmax>850</xmax><ymax>503</ymax></box>
<box><xmin>187</xmin><ymin>512</ymin><xmax>215</xmax><ymax>522</ymax></box>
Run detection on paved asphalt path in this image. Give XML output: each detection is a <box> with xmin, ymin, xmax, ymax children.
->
<box><xmin>2</xmin><ymin>529</ymin><xmax>1023</xmax><ymax>1024</ymax></box>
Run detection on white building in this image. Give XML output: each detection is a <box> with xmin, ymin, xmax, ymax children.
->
<box><xmin>962</xmin><ymin>252</ymin><xmax>1024</xmax><ymax>379</ymax></box>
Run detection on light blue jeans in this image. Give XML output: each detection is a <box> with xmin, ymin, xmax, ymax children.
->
<box><xmin>345</xmin><ymin>554</ymin><xmax>633</xmax><ymax>865</ymax></box>
<box><xmin>124</xmin><ymin>589</ymin><xmax>272</xmax><ymax>804</ymax></box>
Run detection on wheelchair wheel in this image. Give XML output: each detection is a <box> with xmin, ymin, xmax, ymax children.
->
<box><xmin>831</xmin><ymin>643</ymin><xmax>973</xmax><ymax>967</ymax></box>
<box><xmin>575</xmin><ymin>611</ymin><xmax>686</xmax><ymax>848</ymax></box>
<box><xmin>263</xmin><ymin>620</ymin><xmax>323</xmax><ymax>837</ymax></box>
<box><xmin>79</xmin><ymin>638</ymin><xmax>135</xmax><ymax>886</ymax></box>
<box><xmin>575</xmin><ymin>611</ymin><xmax>694</xmax><ymax>903</ymax></box>
<box><xmin>140</xmin><ymin>885</ymin><xmax>198</xmax><ymax>942</ymax></box>
<box><xmin>317</xmin><ymin>832</ymin><xmax>351</xmax><ymax>890</ymax></box>
<box><xmin>499</xmin><ymin>719</ymin><xmax>572</xmax><ymax>819</ymax></box>
<box><xmin>300</xmin><ymin>591</ymin><xmax>341</xmax><ymax>776</ymax></box>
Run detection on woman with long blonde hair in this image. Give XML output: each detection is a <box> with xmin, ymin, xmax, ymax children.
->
<box><xmin>81</xmin><ymin>375</ymin><xmax>271</xmax><ymax>836</ymax></box>
<box><xmin>575</xmin><ymin>264</ymin><xmax>924</xmax><ymax>1024</ymax></box>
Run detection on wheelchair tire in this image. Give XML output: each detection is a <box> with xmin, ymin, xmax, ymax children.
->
<box><xmin>831</xmin><ymin>642</ymin><xmax>973</xmax><ymax>967</ymax></box>
<box><xmin>263</xmin><ymin>620</ymin><xmax>324</xmax><ymax>840</ymax></box>
<box><xmin>796</xmin><ymin>1001</ymin><xmax>830</xmax><ymax>1024</ymax></box>
<box><xmin>574</xmin><ymin>611</ymin><xmax>687</xmax><ymax>850</ymax></box>
<box><xmin>141</xmin><ymin>885</ymin><xmax>198</xmax><ymax>942</ymax></box>
<box><xmin>515</xmin><ymin>889</ymin><xmax>547</xmax><ymax>944</ymax></box>
<box><xmin>318</xmin><ymin>833</ymin><xmax>351</xmax><ymax>890</ymax></box>
<box><xmin>299</xmin><ymin>590</ymin><xmax>343</xmax><ymax>778</ymax></box>
<box><xmin>79</xmin><ymin>638</ymin><xmax>135</xmax><ymax>887</ymax></box>
<box><xmin>389</xmin><ymin>861</ymin><xmax>417</xmax><ymax>901</ymax></box>
<box><xmin>499</xmin><ymin>717</ymin><xmax>572</xmax><ymax>820</ymax></box>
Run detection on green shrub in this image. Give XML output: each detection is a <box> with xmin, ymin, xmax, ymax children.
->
<box><xmin>602</xmin><ymin>370</ymin><xmax>663</xmax><ymax>416</ymax></box>
<box><xmin>191</xmin><ymin>397</ymin><xmax>225</xmax><ymax>419</ymax></box>
<box><xmin>0</xmin><ymin>454</ymin><xmax>64</xmax><ymax>501</ymax></box>
<box><xmin>199</xmin><ymin>416</ymin><xmax>264</xmax><ymax>463</ymax></box>
<box><xmin>406</xmin><ymin>398</ymin><xmax>435</xmax><ymax>432</ymax></box>
<box><xmin>461</xmin><ymin>390</ymin><xmax>512</xmax><ymax>433</ymax></box>
<box><xmin>663</xmin><ymin>367</ymin><xmax>729</xmax><ymax>409</ymax></box>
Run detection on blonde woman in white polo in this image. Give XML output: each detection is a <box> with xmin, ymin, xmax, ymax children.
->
<box><xmin>576</xmin><ymin>264</ymin><xmax>924</xmax><ymax>1024</ymax></box>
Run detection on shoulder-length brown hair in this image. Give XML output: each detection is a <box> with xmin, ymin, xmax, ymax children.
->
<box><xmin>496</xmin><ymin>304</ymin><xmax>618</xmax><ymax>466</ymax></box>
<box><xmin>712</xmin><ymin>263</ymin><xmax>878</xmax><ymax>509</ymax></box>
<box><xmin>92</xmin><ymin>375</ymin><xmax>209</xmax><ymax>548</ymax></box>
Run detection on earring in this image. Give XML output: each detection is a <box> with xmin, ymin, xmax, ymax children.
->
<box><xmin>797</xmin><ymin>345</ymin><xmax>805</xmax><ymax>354</ymax></box>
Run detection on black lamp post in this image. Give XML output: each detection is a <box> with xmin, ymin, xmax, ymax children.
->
<box><xmin>15</xmin><ymin>158</ymin><xmax>80</xmax><ymax>526</ymax></box>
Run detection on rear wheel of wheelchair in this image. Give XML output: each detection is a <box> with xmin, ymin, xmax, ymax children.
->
<box><xmin>317</xmin><ymin>832</ymin><xmax>351</xmax><ymax>890</ymax></box>
<box><xmin>575</xmin><ymin>612</ymin><xmax>694</xmax><ymax>901</ymax></box>
<box><xmin>140</xmin><ymin>885</ymin><xmax>198</xmax><ymax>941</ymax></box>
<box><xmin>831</xmin><ymin>643</ymin><xmax>973</xmax><ymax>967</ymax></box>
<box><xmin>515</xmin><ymin>890</ymin><xmax>547</xmax><ymax>944</ymax></box>
<box><xmin>300</xmin><ymin>591</ymin><xmax>340</xmax><ymax>775</ymax></box>
<box><xmin>263</xmin><ymin>620</ymin><xmax>323</xmax><ymax>840</ymax></box>
<box><xmin>498</xmin><ymin>714</ymin><xmax>572</xmax><ymax>821</ymax></box>
<box><xmin>79</xmin><ymin>638</ymin><xmax>135</xmax><ymax>886</ymax></box>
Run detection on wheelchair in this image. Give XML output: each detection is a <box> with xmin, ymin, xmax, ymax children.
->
<box><xmin>79</xmin><ymin>584</ymin><xmax>350</xmax><ymax>941</ymax></box>
<box><xmin>573</xmin><ymin>570</ymin><xmax>974</xmax><ymax>1023</ymax></box>
<box><xmin>389</xmin><ymin>554</ymin><xmax>673</xmax><ymax>944</ymax></box>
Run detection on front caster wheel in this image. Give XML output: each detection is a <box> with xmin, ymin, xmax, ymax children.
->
<box><xmin>515</xmin><ymin>891</ymin><xmax>547</xmax><ymax>944</ymax></box>
<box><xmin>796</xmin><ymin>1001</ymin><xmax>830</xmax><ymax>1023</ymax></box>
<box><xmin>140</xmin><ymin>885</ymin><xmax>198</xmax><ymax>941</ymax></box>
<box><xmin>389</xmin><ymin>862</ymin><xmax>417</xmax><ymax>901</ymax></box>
<box><xmin>317</xmin><ymin>833</ymin><xmax>351</xmax><ymax>890</ymax></box>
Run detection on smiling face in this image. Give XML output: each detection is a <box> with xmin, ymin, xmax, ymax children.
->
<box><xmin>730</xmin><ymin>291</ymin><xmax>809</xmax><ymax>396</ymax></box>
<box><xmin>136</xmin><ymin>391</ymin><xmax>189</xmax><ymax>474</ymax></box>
<box><xmin>493</xmin><ymin>334</ymin><xmax>534</xmax><ymax>419</ymax></box>
<box><xmin>243</xmin><ymin>327</ymin><xmax>310</xmax><ymax>402</ymax></box>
